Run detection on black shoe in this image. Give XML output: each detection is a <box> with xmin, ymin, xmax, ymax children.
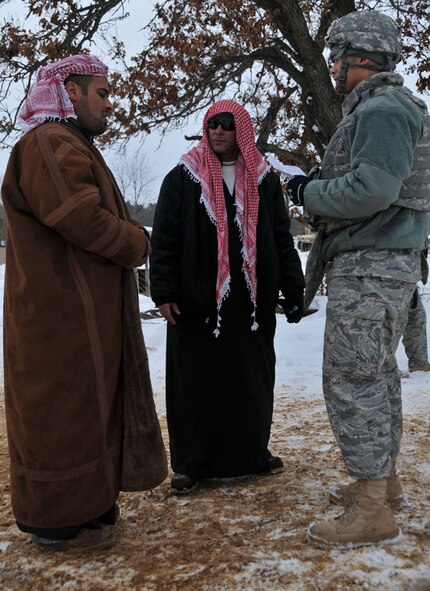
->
<box><xmin>258</xmin><ymin>455</ymin><xmax>284</xmax><ymax>475</ymax></box>
<box><xmin>98</xmin><ymin>503</ymin><xmax>120</xmax><ymax>526</ymax></box>
<box><xmin>33</xmin><ymin>527</ymin><xmax>114</xmax><ymax>551</ymax></box>
<box><xmin>170</xmin><ymin>473</ymin><xmax>198</xmax><ymax>494</ymax></box>
<box><xmin>81</xmin><ymin>503</ymin><xmax>120</xmax><ymax>530</ymax></box>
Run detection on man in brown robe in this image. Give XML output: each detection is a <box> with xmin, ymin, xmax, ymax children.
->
<box><xmin>1</xmin><ymin>55</ymin><xmax>166</xmax><ymax>550</ymax></box>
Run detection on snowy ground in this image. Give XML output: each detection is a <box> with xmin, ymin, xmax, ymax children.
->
<box><xmin>0</xmin><ymin>260</ymin><xmax>430</xmax><ymax>590</ymax></box>
<box><xmin>139</xmin><ymin>250</ymin><xmax>430</xmax><ymax>420</ymax></box>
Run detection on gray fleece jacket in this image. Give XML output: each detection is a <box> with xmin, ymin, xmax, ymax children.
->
<box><xmin>304</xmin><ymin>72</ymin><xmax>430</xmax><ymax>268</ymax></box>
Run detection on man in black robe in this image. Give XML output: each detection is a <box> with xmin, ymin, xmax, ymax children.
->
<box><xmin>150</xmin><ymin>100</ymin><xmax>305</xmax><ymax>493</ymax></box>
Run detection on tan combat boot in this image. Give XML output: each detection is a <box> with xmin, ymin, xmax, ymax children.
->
<box><xmin>410</xmin><ymin>363</ymin><xmax>430</xmax><ymax>372</ymax></box>
<box><xmin>308</xmin><ymin>479</ymin><xmax>401</xmax><ymax>549</ymax></box>
<box><xmin>329</xmin><ymin>465</ymin><xmax>403</xmax><ymax>511</ymax></box>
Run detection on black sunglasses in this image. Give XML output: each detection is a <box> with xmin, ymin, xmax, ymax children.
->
<box><xmin>207</xmin><ymin>117</ymin><xmax>236</xmax><ymax>131</ymax></box>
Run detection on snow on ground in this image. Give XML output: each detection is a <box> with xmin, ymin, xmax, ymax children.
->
<box><xmin>139</xmin><ymin>261</ymin><xmax>430</xmax><ymax>419</ymax></box>
<box><xmin>1</xmin><ymin>261</ymin><xmax>430</xmax><ymax>590</ymax></box>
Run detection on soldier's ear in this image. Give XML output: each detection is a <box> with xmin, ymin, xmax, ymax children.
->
<box><xmin>355</xmin><ymin>56</ymin><xmax>373</xmax><ymax>66</ymax></box>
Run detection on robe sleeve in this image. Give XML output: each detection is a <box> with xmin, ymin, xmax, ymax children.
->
<box><xmin>149</xmin><ymin>166</ymin><xmax>184</xmax><ymax>306</ymax></box>
<box><xmin>17</xmin><ymin>125</ymin><xmax>149</xmax><ymax>269</ymax></box>
<box><xmin>271</xmin><ymin>175</ymin><xmax>305</xmax><ymax>298</ymax></box>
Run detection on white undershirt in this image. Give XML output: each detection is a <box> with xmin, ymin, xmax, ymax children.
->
<box><xmin>222</xmin><ymin>161</ymin><xmax>236</xmax><ymax>195</ymax></box>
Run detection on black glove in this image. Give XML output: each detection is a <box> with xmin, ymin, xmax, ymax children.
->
<box><xmin>279</xmin><ymin>293</ymin><xmax>304</xmax><ymax>324</ymax></box>
<box><xmin>287</xmin><ymin>175</ymin><xmax>311</xmax><ymax>206</ymax></box>
<box><xmin>411</xmin><ymin>287</ymin><xmax>419</xmax><ymax>309</ymax></box>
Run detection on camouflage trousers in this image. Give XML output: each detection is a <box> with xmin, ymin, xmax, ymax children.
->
<box><xmin>402</xmin><ymin>294</ymin><xmax>429</xmax><ymax>369</ymax></box>
<box><xmin>323</xmin><ymin>275</ymin><xmax>416</xmax><ymax>479</ymax></box>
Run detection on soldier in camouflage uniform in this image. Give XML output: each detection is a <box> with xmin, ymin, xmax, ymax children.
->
<box><xmin>401</xmin><ymin>247</ymin><xmax>430</xmax><ymax>372</ymax></box>
<box><xmin>288</xmin><ymin>10</ymin><xmax>430</xmax><ymax>548</ymax></box>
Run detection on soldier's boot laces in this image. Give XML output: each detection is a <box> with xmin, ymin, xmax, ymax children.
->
<box><xmin>308</xmin><ymin>479</ymin><xmax>401</xmax><ymax>549</ymax></box>
<box><xmin>329</xmin><ymin>469</ymin><xmax>403</xmax><ymax>511</ymax></box>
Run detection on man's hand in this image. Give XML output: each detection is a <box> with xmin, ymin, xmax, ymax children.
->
<box><xmin>279</xmin><ymin>294</ymin><xmax>304</xmax><ymax>324</ymax></box>
<box><xmin>287</xmin><ymin>175</ymin><xmax>311</xmax><ymax>206</ymax></box>
<box><xmin>159</xmin><ymin>302</ymin><xmax>181</xmax><ymax>325</ymax></box>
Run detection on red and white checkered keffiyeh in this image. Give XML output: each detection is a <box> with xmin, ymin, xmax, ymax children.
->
<box><xmin>18</xmin><ymin>54</ymin><xmax>109</xmax><ymax>132</ymax></box>
<box><xmin>180</xmin><ymin>100</ymin><xmax>269</xmax><ymax>335</ymax></box>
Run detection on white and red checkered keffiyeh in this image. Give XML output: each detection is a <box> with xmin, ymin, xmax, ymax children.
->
<box><xmin>180</xmin><ymin>100</ymin><xmax>269</xmax><ymax>336</ymax></box>
<box><xmin>18</xmin><ymin>54</ymin><xmax>109</xmax><ymax>132</ymax></box>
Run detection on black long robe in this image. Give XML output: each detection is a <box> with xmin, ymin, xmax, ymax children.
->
<box><xmin>150</xmin><ymin>166</ymin><xmax>304</xmax><ymax>478</ymax></box>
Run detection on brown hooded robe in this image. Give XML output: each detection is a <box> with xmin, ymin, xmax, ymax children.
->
<box><xmin>1</xmin><ymin>122</ymin><xmax>166</xmax><ymax>528</ymax></box>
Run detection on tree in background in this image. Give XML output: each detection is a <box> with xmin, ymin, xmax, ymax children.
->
<box><xmin>127</xmin><ymin>202</ymin><xmax>157</xmax><ymax>229</ymax></box>
<box><xmin>110</xmin><ymin>149</ymin><xmax>158</xmax><ymax>206</ymax></box>
<box><xmin>109</xmin><ymin>148</ymin><xmax>159</xmax><ymax>226</ymax></box>
<box><xmin>0</xmin><ymin>0</ymin><xmax>128</xmax><ymax>146</ymax></box>
<box><xmin>1</xmin><ymin>0</ymin><xmax>429</xmax><ymax>169</ymax></box>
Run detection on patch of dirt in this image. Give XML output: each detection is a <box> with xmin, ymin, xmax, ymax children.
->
<box><xmin>0</xmin><ymin>390</ymin><xmax>429</xmax><ymax>591</ymax></box>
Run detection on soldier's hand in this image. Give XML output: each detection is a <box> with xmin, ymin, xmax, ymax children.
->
<box><xmin>287</xmin><ymin>175</ymin><xmax>311</xmax><ymax>206</ymax></box>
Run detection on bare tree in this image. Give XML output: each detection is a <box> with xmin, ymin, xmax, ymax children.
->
<box><xmin>110</xmin><ymin>148</ymin><xmax>158</xmax><ymax>207</ymax></box>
